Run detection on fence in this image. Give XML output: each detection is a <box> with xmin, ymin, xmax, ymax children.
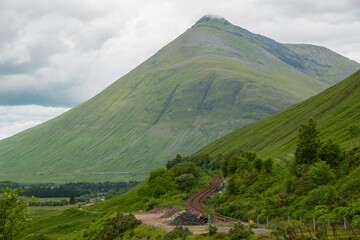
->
<box><xmin>254</xmin><ymin>215</ymin><xmax>360</xmax><ymax>239</ymax></box>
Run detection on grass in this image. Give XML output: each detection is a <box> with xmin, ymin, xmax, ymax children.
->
<box><xmin>29</xmin><ymin>205</ymin><xmax>74</xmax><ymax>218</ymax></box>
<box><xmin>0</xmin><ymin>16</ymin><xmax>358</xmax><ymax>183</ymax></box>
<box><xmin>19</xmin><ymin>207</ymin><xmax>105</xmax><ymax>240</ymax></box>
<box><xmin>197</xmin><ymin>70</ymin><xmax>360</xmax><ymax>158</ymax></box>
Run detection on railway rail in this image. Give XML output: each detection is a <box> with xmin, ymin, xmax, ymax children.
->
<box><xmin>185</xmin><ymin>174</ymin><xmax>241</xmax><ymax>225</ymax></box>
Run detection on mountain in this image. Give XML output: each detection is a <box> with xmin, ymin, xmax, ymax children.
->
<box><xmin>197</xmin><ymin>69</ymin><xmax>360</xmax><ymax>158</ymax></box>
<box><xmin>0</xmin><ymin>15</ymin><xmax>359</xmax><ymax>183</ymax></box>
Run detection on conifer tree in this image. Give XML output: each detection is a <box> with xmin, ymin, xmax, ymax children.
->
<box><xmin>295</xmin><ymin>118</ymin><xmax>321</xmax><ymax>165</ymax></box>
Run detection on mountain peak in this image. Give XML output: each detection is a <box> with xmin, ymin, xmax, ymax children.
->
<box><xmin>194</xmin><ymin>14</ymin><xmax>231</xmax><ymax>26</ymax></box>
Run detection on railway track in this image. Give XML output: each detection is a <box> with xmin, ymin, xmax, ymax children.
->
<box><xmin>185</xmin><ymin>174</ymin><xmax>241</xmax><ymax>225</ymax></box>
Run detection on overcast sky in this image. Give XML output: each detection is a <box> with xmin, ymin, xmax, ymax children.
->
<box><xmin>0</xmin><ymin>0</ymin><xmax>360</xmax><ymax>140</ymax></box>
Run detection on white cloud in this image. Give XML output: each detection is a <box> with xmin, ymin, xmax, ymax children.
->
<box><xmin>0</xmin><ymin>0</ymin><xmax>359</xmax><ymax>138</ymax></box>
<box><xmin>0</xmin><ymin>105</ymin><xmax>70</xmax><ymax>140</ymax></box>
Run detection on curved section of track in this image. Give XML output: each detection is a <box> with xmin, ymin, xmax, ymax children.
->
<box><xmin>186</xmin><ymin>174</ymin><xmax>240</xmax><ymax>225</ymax></box>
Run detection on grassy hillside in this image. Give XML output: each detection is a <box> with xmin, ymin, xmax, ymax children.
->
<box><xmin>285</xmin><ymin>44</ymin><xmax>360</xmax><ymax>85</ymax></box>
<box><xmin>0</xmin><ymin>16</ymin><xmax>358</xmax><ymax>183</ymax></box>
<box><xmin>197</xmin><ymin>69</ymin><xmax>360</xmax><ymax>158</ymax></box>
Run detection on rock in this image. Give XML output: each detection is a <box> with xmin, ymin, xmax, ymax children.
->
<box><xmin>168</xmin><ymin>211</ymin><xmax>204</xmax><ymax>226</ymax></box>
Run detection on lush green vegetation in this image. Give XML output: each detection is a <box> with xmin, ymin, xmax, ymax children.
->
<box><xmin>207</xmin><ymin>118</ymin><xmax>360</xmax><ymax>228</ymax></box>
<box><xmin>197</xmin><ymin>70</ymin><xmax>360</xmax><ymax>159</ymax></box>
<box><xmin>0</xmin><ymin>185</ymin><xmax>37</xmax><ymax>240</ymax></box>
<box><xmin>89</xmin><ymin>162</ymin><xmax>211</xmax><ymax>213</ymax></box>
<box><xmin>0</xmin><ymin>16</ymin><xmax>358</xmax><ymax>183</ymax></box>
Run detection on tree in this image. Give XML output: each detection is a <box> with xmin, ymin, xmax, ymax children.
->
<box><xmin>295</xmin><ymin>118</ymin><xmax>321</xmax><ymax>165</ymax></box>
<box><xmin>319</xmin><ymin>139</ymin><xmax>342</xmax><ymax>168</ymax></box>
<box><xmin>253</xmin><ymin>158</ymin><xmax>263</xmax><ymax>172</ymax></box>
<box><xmin>1</xmin><ymin>184</ymin><xmax>37</xmax><ymax>240</ymax></box>
<box><xmin>166</xmin><ymin>154</ymin><xmax>184</xmax><ymax>170</ymax></box>
<box><xmin>349</xmin><ymin>123</ymin><xmax>360</xmax><ymax>146</ymax></box>
<box><xmin>69</xmin><ymin>193</ymin><xmax>76</xmax><ymax>204</ymax></box>
<box><xmin>263</xmin><ymin>158</ymin><xmax>273</xmax><ymax>175</ymax></box>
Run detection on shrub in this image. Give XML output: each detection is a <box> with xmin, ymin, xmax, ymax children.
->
<box><xmin>294</xmin><ymin>174</ymin><xmax>311</xmax><ymax>195</ymax></box>
<box><xmin>227</xmin><ymin>223</ymin><xmax>253</xmax><ymax>240</ymax></box>
<box><xmin>86</xmin><ymin>212</ymin><xmax>141</xmax><ymax>239</ymax></box>
<box><xmin>253</xmin><ymin>158</ymin><xmax>262</xmax><ymax>172</ymax></box>
<box><xmin>319</xmin><ymin>139</ymin><xmax>342</xmax><ymax>168</ymax></box>
<box><xmin>174</xmin><ymin>174</ymin><xmax>196</xmax><ymax>190</ymax></box>
<box><xmin>209</xmin><ymin>224</ymin><xmax>217</xmax><ymax>236</ymax></box>
<box><xmin>170</xmin><ymin>162</ymin><xmax>201</xmax><ymax>179</ymax></box>
<box><xmin>166</xmin><ymin>154</ymin><xmax>185</xmax><ymax>170</ymax></box>
<box><xmin>305</xmin><ymin>186</ymin><xmax>335</xmax><ymax>208</ymax></box>
<box><xmin>164</xmin><ymin>226</ymin><xmax>192</xmax><ymax>240</ymax></box>
<box><xmin>308</xmin><ymin>161</ymin><xmax>335</xmax><ymax>188</ymax></box>
<box><xmin>263</xmin><ymin>158</ymin><xmax>273</xmax><ymax>175</ymax></box>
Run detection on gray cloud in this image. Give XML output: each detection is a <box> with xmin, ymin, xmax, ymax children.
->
<box><xmin>0</xmin><ymin>0</ymin><xmax>359</xmax><ymax>107</ymax></box>
<box><xmin>0</xmin><ymin>0</ymin><xmax>359</xmax><ymax>138</ymax></box>
<box><xmin>0</xmin><ymin>105</ymin><xmax>70</xmax><ymax>140</ymax></box>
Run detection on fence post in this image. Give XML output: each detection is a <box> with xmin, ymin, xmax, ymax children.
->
<box><xmin>344</xmin><ymin>216</ymin><xmax>347</xmax><ymax>231</ymax></box>
<box><xmin>256</xmin><ymin>216</ymin><xmax>259</xmax><ymax>228</ymax></box>
<box><xmin>331</xmin><ymin>223</ymin><xmax>337</xmax><ymax>237</ymax></box>
<box><xmin>266</xmin><ymin>216</ymin><xmax>269</xmax><ymax>228</ymax></box>
<box><xmin>276</xmin><ymin>216</ymin><xmax>279</xmax><ymax>228</ymax></box>
<box><xmin>313</xmin><ymin>216</ymin><xmax>316</xmax><ymax>231</ymax></box>
<box><xmin>344</xmin><ymin>217</ymin><xmax>356</xmax><ymax>236</ymax></box>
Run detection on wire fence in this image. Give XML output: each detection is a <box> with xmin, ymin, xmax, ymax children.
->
<box><xmin>253</xmin><ymin>215</ymin><xmax>359</xmax><ymax>239</ymax></box>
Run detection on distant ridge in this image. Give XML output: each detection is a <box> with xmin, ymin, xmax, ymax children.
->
<box><xmin>197</xmin><ymin>69</ymin><xmax>360</xmax><ymax>158</ymax></box>
<box><xmin>0</xmin><ymin>16</ymin><xmax>358</xmax><ymax>183</ymax></box>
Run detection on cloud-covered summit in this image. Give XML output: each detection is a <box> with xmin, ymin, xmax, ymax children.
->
<box><xmin>0</xmin><ymin>0</ymin><xmax>359</xmax><ymax>139</ymax></box>
<box><xmin>0</xmin><ymin>0</ymin><xmax>359</xmax><ymax>108</ymax></box>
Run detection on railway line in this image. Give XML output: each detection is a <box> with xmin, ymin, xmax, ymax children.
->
<box><xmin>185</xmin><ymin>174</ymin><xmax>242</xmax><ymax>225</ymax></box>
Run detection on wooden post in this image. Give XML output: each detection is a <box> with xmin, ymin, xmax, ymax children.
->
<box><xmin>299</xmin><ymin>223</ymin><xmax>304</xmax><ymax>236</ymax></box>
<box><xmin>276</xmin><ymin>216</ymin><xmax>279</xmax><ymax>228</ymax></box>
<box><xmin>313</xmin><ymin>216</ymin><xmax>316</xmax><ymax>231</ymax></box>
<box><xmin>256</xmin><ymin>216</ymin><xmax>259</xmax><ymax>228</ymax></box>
<box><xmin>345</xmin><ymin>218</ymin><xmax>357</xmax><ymax>237</ymax></box>
<box><xmin>331</xmin><ymin>223</ymin><xmax>337</xmax><ymax>237</ymax></box>
<box><xmin>300</xmin><ymin>216</ymin><xmax>302</xmax><ymax>226</ymax></box>
<box><xmin>266</xmin><ymin>216</ymin><xmax>269</xmax><ymax>228</ymax></box>
<box><xmin>306</xmin><ymin>224</ymin><xmax>312</xmax><ymax>238</ymax></box>
<box><xmin>344</xmin><ymin>216</ymin><xmax>347</xmax><ymax>231</ymax></box>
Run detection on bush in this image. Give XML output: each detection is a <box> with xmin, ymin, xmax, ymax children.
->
<box><xmin>319</xmin><ymin>139</ymin><xmax>342</xmax><ymax>168</ymax></box>
<box><xmin>263</xmin><ymin>158</ymin><xmax>273</xmax><ymax>175</ymax></box>
<box><xmin>170</xmin><ymin>162</ymin><xmax>201</xmax><ymax>180</ymax></box>
<box><xmin>147</xmin><ymin>168</ymin><xmax>176</xmax><ymax>197</ymax></box>
<box><xmin>253</xmin><ymin>158</ymin><xmax>262</xmax><ymax>172</ymax></box>
<box><xmin>209</xmin><ymin>224</ymin><xmax>217</xmax><ymax>236</ymax></box>
<box><xmin>305</xmin><ymin>186</ymin><xmax>335</xmax><ymax>208</ymax></box>
<box><xmin>174</xmin><ymin>174</ymin><xmax>196</xmax><ymax>191</ymax></box>
<box><xmin>86</xmin><ymin>212</ymin><xmax>141</xmax><ymax>239</ymax></box>
<box><xmin>164</xmin><ymin>226</ymin><xmax>192</xmax><ymax>240</ymax></box>
<box><xmin>227</xmin><ymin>223</ymin><xmax>253</xmax><ymax>240</ymax></box>
<box><xmin>166</xmin><ymin>154</ymin><xmax>185</xmax><ymax>170</ymax></box>
<box><xmin>308</xmin><ymin>161</ymin><xmax>335</xmax><ymax>188</ymax></box>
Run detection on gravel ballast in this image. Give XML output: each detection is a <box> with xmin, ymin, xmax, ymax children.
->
<box><xmin>168</xmin><ymin>211</ymin><xmax>204</xmax><ymax>226</ymax></box>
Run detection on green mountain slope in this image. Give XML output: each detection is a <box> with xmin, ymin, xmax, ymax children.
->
<box><xmin>285</xmin><ymin>43</ymin><xmax>360</xmax><ymax>85</ymax></box>
<box><xmin>197</xmin><ymin>69</ymin><xmax>360</xmax><ymax>158</ymax></box>
<box><xmin>0</xmin><ymin>16</ymin><xmax>358</xmax><ymax>183</ymax></box>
